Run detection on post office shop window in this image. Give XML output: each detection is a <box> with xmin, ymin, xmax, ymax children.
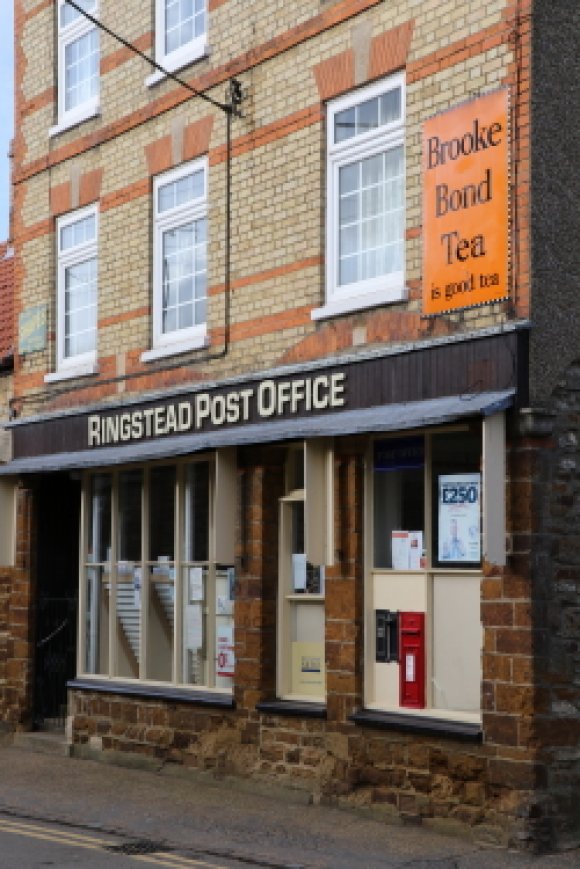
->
<box><xmin>368</xmin><ymin>426</ymin><xmax>484</xmax><ymax>720</ymax></box>
<box><xmin>53</xmin><ymin>0</ymin><xmax>100</xmax><ymax>134</ymax></box>
<box><xmin>277</xmin><ymin>441</ymin><xmax>333</xmax><ymax>703</ymax></box>
<box><xmin>144</xmin><ymin>159</ymin><xmax>208</xmax><ymax>361</ymax></box>
<box><xmin>150</xmin><ymin>0</ymin><xmax>208</xmax><ymax>81</ymax></box>
<box><xmin>314</xmin><ymin>72</ymin><xmax>406</xmax><ymax>321</ymax></box>
<box><xmin>374</xmin><ymin>436</ymin><xmax>424</xmax><ymax>570</ymax></box>
<box><xmin>80</xmin><ymin>452</ymin><xmax>236</xmax><ymax>693</ymax></box>
<box><xmin>49</xmin><ymin>205</ymin><xmax>98</xmax><ymax>379</ymax></box>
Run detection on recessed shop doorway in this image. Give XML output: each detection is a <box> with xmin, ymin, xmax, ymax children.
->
<box><xmin>33</xmin><ymin>472</ymin><xmax>81</xmax><ymax>730</ymax></box>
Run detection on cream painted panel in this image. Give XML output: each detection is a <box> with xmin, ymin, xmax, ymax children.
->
<box><xmin>433</xmin><ymin>574</ymin><xmax>481</xmax><ymax>712</ymax></box>
<box><xmin>0</xmin><ymin>479</ymin><xmax>16</xmax><ymax>566</ymax></box>
<box><xmin>214</xmin><ymin>448</ymin><xmax>237</xmax><ymax>564</ymax></box>
<box><xmin>371</xmin><ymin>572</ymin><xmax>428</xmax><ymax>708</ymax></box>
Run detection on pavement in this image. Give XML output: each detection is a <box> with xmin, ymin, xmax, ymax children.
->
<box><xmin>0</xmin><ymin>733</ymin><xmax>579</xmax><ymax>868</ymax></box>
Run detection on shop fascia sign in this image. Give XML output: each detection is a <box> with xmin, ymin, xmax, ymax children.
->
<box><xmin>422</xmin><ymin>89</ymin><xmax>509</xmax><ymax>315</ymax></box>
<box><xmin>87</xmin><ymin>371</ymin><xmax>346</xmax><ymax>447</ymax></box>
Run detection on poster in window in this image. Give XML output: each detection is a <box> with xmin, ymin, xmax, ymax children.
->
<box><xmin>438</xmin><ymin>473</ymin><xmax>481</xmax><ymax>563</ymax></box>
<box><xmin>392</xmin><ymin>530</ymin><xmax>424</xmax><ymax>570</ymax></box>
<box><xmin>291</xmin><ymin>642</ymin><xmax>325</xmax><ymax>696</ymax></box>
<box><xmin>216</xmin><ymin>624</ymin><xmax>235</xmax><ymax>677</ymax></box>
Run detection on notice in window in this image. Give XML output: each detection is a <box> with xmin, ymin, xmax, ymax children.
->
<box><xmin>438</xmin><ymin>473</ymin><xmax>481</xmax><ymax>563</ymax></box>
<box><xmin>291</xmin><ymin>641</ymin><xmax>325</xmax><ymax>697</ymax></box>
<box><xmin>216</xmin><ymin>624</ymin><xmax>235</xmax><ymax>677</ymax></box>
<box><xmin>392</xmin><ymin>530</ymin><xmax>423</xmax><ymax>570</ymax></box>
<box><xmin>188</xmin><ymin>566</ymin><xmax>204</xmax><ymax>602</ymax></box>
<box><xmin>292</xmin><ymin>553</ymin><xmax>307</xmax><ymax>591</ymax></box>
<box><xmin>185</xmin><ymin>604</ymin><xmax>203</xmax><ymax>650</ymax></box>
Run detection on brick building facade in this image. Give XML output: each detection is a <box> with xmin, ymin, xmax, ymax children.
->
<box><xmin>1</xmin><ymin>0</ymin><xmax>579</xmax><ymax>853</ymax></box>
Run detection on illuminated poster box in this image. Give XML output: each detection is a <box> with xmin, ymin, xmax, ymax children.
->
<box><xmin>422</xmin><ymin>89</ymin><xmax>509</xmax><ymax>315</ymax></box>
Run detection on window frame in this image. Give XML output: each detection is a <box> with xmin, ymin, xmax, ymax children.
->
<box><xmin>314</xmin><ymin>72</ymin><xmax>407</xmax><ymax>321</ymax></box>
<box><xmin>53</xmin><ymin>0</ymin><xmax>100</xmax><ymax>135</ymax></box>
<box><xmin>79</xmin><ymin>453</ymin><xmax>236</xmax><ymax>694</ymax></box>
<box><xmin>145</xmin><ymin>158</ymin><xmax>209</xmax><ymax>361</ymax></box>
<box><xmin>277</xmin><ymin>441</ymin><xmax>333</xmax><ymax>703</ymax></box>
<box><xmin>149</xmin><ymin>0</ymin><xmax>208</xmax><ymax>83</ymax></box>
<box><xmin>365</xmin><ymin>425</ymin><xmax>485</xmax><ymax>724</ymax></box>
<box><xmin>54</xmin><ymin>204</ymin><xmax>99</xmax><ymax>377</ymax></box>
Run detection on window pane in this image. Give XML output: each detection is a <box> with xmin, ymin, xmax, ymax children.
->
<box><xmin>85</xmin><ymin>473</ymin><xmax>112</xmax><ymax>677</ymax></box>
<box><xmin>380</xmin><ymin>88</ymin><xmax>402</xmax><ymax>124</ymax></box>
<box><xmin>60</xmin><ymin>213</ymin><xmax>96</xmax><ymax>251</ymax></box>
<box><xmin>88</xmin><ymin>474</ymin><xmax>111</xmax><ymax>563</ymax></box>
<box><xmin>149</xmin><ymin>465</ymin><xmax>176</xmax><ymax>562</ymax></box>
<box><xmin>357</xmin><ymin>96</ymin><xmax>379</xmax><ymax>134</ymax></box>
<box><xmin>181</xmin><ymin>565</ymin><xmax>208</xmax><ymax>685</ymax></box>
<box><xmin>338</xmin><ymin>146</ymin><xmax>404</xmax><ymax>287</ymax></box>
<box><xmin>158</xmin><ymin>169</ymin><xmax>204</xmax><ymax>214</ymax></box>
<box><xmin>116</xmin><ymin>470</ymin><xmax>142</xmax><ymax>678</ymax></box>
<box><xmin>184</xmin><ymin>461</ymin><xmax>209</xmax><ymax>562</ymax></box>
<box><xmin>373</xmin><ymin>437</ymin><xmax>425</xmax><ymax>569</ymax></box>
<box><xmin>334</xmin><ymin>86</ymin><xmax>401</xmax><ymax>145</ymax></box>
<box><xmin>118</xmin><ymin>470</ymin><xmax>142</xmax><ymax>562</ymax></box>
<box><xmin>162</xmin><ymin>217</ymin><xmax>207</xmax><ymax>334</ymax></box>
<box><xmin>165</xmin><ymin>0</ymin><xmax>205</xmax><ymax>54</ymax></box>
<box><xmin>64</xmin><ymin>257</ymin><xmax>97</xmax><ymax>358</ymax></box>
<box><xmin>334</xmin><ymin>107</ymin><xmax>355</xmax><ymax>143</ymax></box>
<box><xmin>84</xmin><ymin>566</ymin><xmax>109</xmax><ymax>675</ymax></box>
<box><xmin>147</xmin><ymin>559</ymin><xmax>175</xmax><ymax>682</ymax></box>
<box><xmin>65</xmin><ymin>29</ymin><xmax>99</xmax><ymax>112</ymax></box>
<box><xmin>431</xmin><ymin>430</ymin><xmax>481</xmax><ymax>568</ymax></box>
<box><xmin>61</xmin><ymin>0</ymin><xmax>96</xmax><ymax>28</ymax></box>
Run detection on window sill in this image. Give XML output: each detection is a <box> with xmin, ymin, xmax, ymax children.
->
<box><xmin>256</xmin><ymin>700</ymin><xmax>327</xmax><ymax>719</ymax></box>
<box><xmin>140</xmin><ymin>334</ymin><xmax>209</xmax><ymax>363</ymax></box>
<box><xmin>145</xmin><ymin>44</ymin><xmax>211</xmax><ymax>87</ymax></box>
<box><xmin>68</xmin><ymin>678</ymin><xmax>235</xmax><ymax>709</ymax></box>
<box><xmin>311</xmin><ymin>285</ymin><xmax>408</xmax><ymax>321</ymax></box>
<box><xmin>49</xmin><ymin>103</ymin><xmax>100</xmax><ymax>138</ymax></box>
<box><xmin>349</xmin><ymin>709</ymin><xmax>482</xmax><ymax>741</ymax></box>
<box><xmin>44</xmin><ymin>362</ymin><xmax>98</xmax><ymax>383</ymax></box>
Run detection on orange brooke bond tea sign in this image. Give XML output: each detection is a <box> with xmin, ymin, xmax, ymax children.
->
<box><xmin>422</xmin><ymin>89</ymin><xmax>509</xmax><ymax>315</ymax></box>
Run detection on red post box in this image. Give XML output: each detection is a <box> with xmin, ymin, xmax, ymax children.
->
<box><xmin>399</xmin><ymin>612</ymin><xmax>425</xmax><ymax>709</ymax></box>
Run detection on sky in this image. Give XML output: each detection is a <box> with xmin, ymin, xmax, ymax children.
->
<box><xmin>0</xmin><ymin>0</ymin><xmax>14</xmax><ymax>241</ymax></box>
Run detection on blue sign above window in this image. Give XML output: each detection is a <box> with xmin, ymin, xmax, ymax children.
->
<box><xmin>374</xmin><ymin>436</ymin><xmax>424</xmax><ymax>471</ymax></box>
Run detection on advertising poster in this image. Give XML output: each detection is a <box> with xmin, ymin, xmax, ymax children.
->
<box><xmin>392</xmin><ymin>531</ymin><xmax>424</xmax><ymax>570</ymax></box>
<box><xmin>291</xmin><ymin>642</ymin><xmax>325</xmax><ymax>696</ymax></box>
<box><xmin>422</xmin><ymin>89</ymin><xmax>509</xmax><ymax>315</ymax></box>
<box><xmin>438</xmin><ymin>473</ymin><xmax>481</xmax><ymax>563</ymax></box>
<box><xmin>216</xmin><ymin>624</ymin><xmax>235</xmax><ymax>677</ymax></box>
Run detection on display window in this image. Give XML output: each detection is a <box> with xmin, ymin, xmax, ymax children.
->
<box><xmin>277</xmin><ymin>441</ymin><xmax>333</xmax><ymax>702</ymax></box>
<box><xmin>367</xmin><ymin>425</ymin><xmax>486</xmax><ymax>720</ymax></box>
<box><xmin>81</xmin><ymin>452</ymin><xmax>235</xmax><ymax>693</ymax></box>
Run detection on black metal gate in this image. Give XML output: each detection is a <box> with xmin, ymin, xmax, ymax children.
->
<box><xmin>34</xmin><ymin>595</ymin><xmax>77</xmax><ymax>729</ymax></box>
<box><xmin>33</xmin><ymin>474</ymin><xmax>80</xmax><ymax>730</ymax></box>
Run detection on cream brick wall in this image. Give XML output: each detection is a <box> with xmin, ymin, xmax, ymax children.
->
<box><xmin>14</xmin><ymin>0</ymin><xmax>519</xmax><ymax>411</ymax></box>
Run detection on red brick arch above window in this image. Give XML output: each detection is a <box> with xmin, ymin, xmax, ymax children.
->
<box><xmin>49</xmin><ymin>168</ymin><xmax>104</xmax><ymax>216</ymax></box>
<box><xmin>370</xmin><ymin>20</ymin><xmax>415</xmax><ymax>81</ymax></box>
<box><xmin>183</xmin><ymin>116</ymin><xmax>215</xmax><ymax>163</ymax></box>
<box><xmin>312</xmin><ymin>19</ymin><xmax>414</xmax><ymax>101</ymax></box>
<box><xmin>145</xmin><ymin>116</ymin><xmax>214</xmax><ymax>177</ymax></box>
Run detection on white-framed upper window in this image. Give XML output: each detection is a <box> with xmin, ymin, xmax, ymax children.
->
<box><xmin>153</xmin><ymin>0</ymin><xmax>207</xmax><ymax>77</ymax></box>
<box><xmin>54</xmin><ymin>0</ymin><xmax>100</xmax><ymax>133</ymax></box>
<box><xmin>56</xmin><ymin>205</ymin><xmax>98</xmax><ymax>373</ymax></box>
<box><xmin>150</xmin><ymin>159</ymin><xmax>208</xmax><ymax>356</ymax></box>
<box><xmin>314</xmin><ymin>72</ymin><xmax>406</xmax><ymax>320</ymax></box>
